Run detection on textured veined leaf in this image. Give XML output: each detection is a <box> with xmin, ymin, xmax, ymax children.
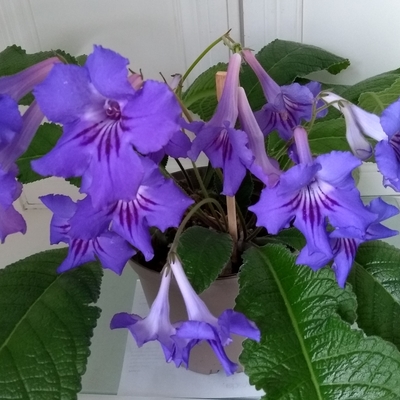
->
<box><xmin>237</xmin><ymin>244</ymin><xmax>400</xmax><ymax>399</ymax></box>
<box><xmin>177</xmin><ymin>226</ymin><xmax>233</xmax><ymax>293</ymax></box>
<box><xmin>349</xmin><ymin>241</ymin><xmax>400</xmax><ymax>352</ymax></box>
<box><xmin>0</xmin><ymin>248</ymin><xmax>102</xmax><ymax>399</ymax></box>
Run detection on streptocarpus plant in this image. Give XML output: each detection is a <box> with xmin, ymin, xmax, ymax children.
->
<box><xmin>2</xmin><ymin>33</ymin><xmax>400</xmax><ymax>399</ymax></box>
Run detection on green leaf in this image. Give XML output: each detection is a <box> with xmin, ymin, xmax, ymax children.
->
<box><xmin>348</xmin><ymin>241</ymin><xmax>400</xmax><ymax>352</ymax></box>
<box><xmin>16</xmin><ymin>122</ymin><xmax>62</xmax><ymax>184</ymax></box>
<box><xmin>340</xmin><ymin>68</ymin><xmax>400</xmax><ymax>104</ymax></box>
<box><xmin>358</xmin><ymin>77</ymin><xmax>400</xmax><ymax>114</ymax></box>
<box><xmin>256</xmin><ymin>228</ymin><xmax>306</xmax><ymax>251</ymax></box>
<box><xmin>0</xmin><ymin>248</ymin><xmax>103</xmax><ymax>399</ymax></box>
<box><xmin>308</xmin><ymin>118</ymin><xmax>351</xmax><ymax>155</ymax></box>
<box><xmin>237</xmin><ymin>244</ymin><xmax>400</xmax><ymax>399</ymax></box>
<box><xmin>182</xmin><ymin>62</ymin><xmax>227</xmax><ymax>120</ymax></box>
<box><xmin>177</xmin><ymin>226</ymin><xmax>233</xmax><ymax>293</ymax></box>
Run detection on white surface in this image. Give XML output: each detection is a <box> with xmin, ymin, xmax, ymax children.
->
<box><xmin>117</xmin><ymin>280</ymin><xmax>263</xmax><ymax>399</ymax></box>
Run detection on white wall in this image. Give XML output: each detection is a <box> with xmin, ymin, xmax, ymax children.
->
<box><xmin>1</xmin><ymin>1</ymin><xmax>400</xmax><ymax>395</ymax></box>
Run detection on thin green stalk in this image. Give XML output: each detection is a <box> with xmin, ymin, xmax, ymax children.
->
<box><xmin>246</xmin><ymin>226</ymin><xmax>264</xmax><ymax>242</ymax></box>
<box><xmin>192</xmin><ymin>161</ymin><xmax>226</xmax><ymax>231</ymax></box>
<box><xmin>170</xmin><ymin>197</ymin><xmax>228</xmax><ymax>253</ymax></box>
<box><xmin>174</xmin><ymin>158</ymin><xmax>195</xmax><ymax>191</ymax></box>
<box><xmin>176</xmin><ymin>33</ymin><xmax>227</xmax><ymax>97</ymax></box>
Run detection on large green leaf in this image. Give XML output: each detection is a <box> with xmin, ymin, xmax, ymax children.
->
<box><xmin>0</xmin><ymin>248</ymin><xmax>102</xmax><ymax>399</ymax></box>
<box><xmin>16</xmin><ymin>122</ymin><xmax>62</xmax><ymax>184</ymax></box>
<box><xmin>308</xmin><ymin>117</ymin><xmax>351</xmax><ymax>155</ymax></box>
<box><xmin>177</xmin><ymin>226</ymin><xmax>233</xmax><ymax>293</ymax></box>
<box><xmin>340</xmin><ymin>68</ymin><xmax>400</xmax><ymax>104</ymax></box>
<box><xmin>348</xmin><ymin>241</ymin><xmax>400</xmax><ymax>352</ymax></box>
<box><xmin>237</xmin><ymin>244</ymin><xmax>400</xmax><ymax>399</ymax></box>
<box><xmin>358</xmin><ymin>77</ymin><xmax>400</xmax><ymax>114</ymax></box>
<box><xmin>182</xmin><ymin>62</ymin><xmax>227</xmax><ymax>120</ymax></box>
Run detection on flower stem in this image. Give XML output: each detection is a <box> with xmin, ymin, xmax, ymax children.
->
<box><xmin>192</xmin><ymin>161</ymin><xmax>226</xmax><ymax>232</ymax></box>
<box><xmin>174</xmin><ymin>158</ymin><xmax>195</xmax><ymax>191</ymax></box>
<box><xmin>176</xmin><ymin>32</ymin><xmax>227</xmax><ymax>97</ymax></box>
<box><xmin>170</xmin><ymin>197</ymin><xmax>228</xmax><ymax>254</ymax></box>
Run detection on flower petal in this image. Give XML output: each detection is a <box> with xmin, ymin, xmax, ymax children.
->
<box><xmin>123</xmin><ymin>80</ymin><xmax>181</xmax><ymax>154</ymax></box>
<box><xmin>34</xmin><ymin>63</ymin><xmax>99</xmax><ymax>124</ymax></box>
<box><xmin>85</xmin><ymin>45</ymin><xmax>135</xmax><ymax>99</ymax></box>
<box><xmin>375</xmin><ymin>139</ymin><xmax>400</xmax><ymax>191</ymax></box>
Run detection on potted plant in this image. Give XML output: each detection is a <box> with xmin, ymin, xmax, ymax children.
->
<box><xmin>1</xmin><ymin>31</ymin><xmax>400</xmax><ymax>399</ymax></box>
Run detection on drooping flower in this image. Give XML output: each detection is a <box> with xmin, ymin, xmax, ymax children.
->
<box><xmin>0</xmin><ymin>57</ymin><xmax>60</xmax><ymax>242</ymax></box>
<box><xmin>375</xmin><ymin>98</ymin><xmax>400</xmax><ymax>191</ymax></box>
<box><xmin>321</xmin><ymin>92</ymin><xmax>386</xmax><ymax>160</ymax></box>
<box><xmin>0</xmin><ymin>56</ymin><xmax>60</xmax><ymax>101</ymax></box>
<box><xmin>110</xmin><ymin>268</ymin><xmax>186</xmax><ymax>367</ymax></box>
<box><xmin>187</xmin><ymin>53</ymin><xmax>253</xmax><ymax>196</ymax></box>
<box><xmin>241</xmin><ymin>49</ymin><xmax>315</xmax><ymax>140</ymax></box>
<box><xmin>0</xmin><ymin>99</ymin><xmax>46</xmax><ymax>243</ymax></box>
<box><xmin>0</xmin><ymin>165</ymin><xmax>26</xmax><ymax>242</ymax></box>
<box><xmin>109</xmin><ymin>157</ymin><xmax>193</xmax><ymax>260</ymax></box>
<box><xmin>237</xmin><ymin>87</ymin><xmax>281</xmax><ymax>187</ymax></box>
<box><xmin>249</xmin><ymin>126</ymin><xmax>377</xmax><ymax>268</ymax></box>
<box><xmin>170</xmin><ymin>256</ymin><xmax>260</xmax><ymax>375</ymax></box>
<box><xmin>32</xmin><ymin>45</ymin><xmax>182</xmax><ymax>208</ymax></box>
<box><xmin>41</xmin><ymin>194</ymin><xmax>135</xmax><ymax>274</ymax></box>
<box><xmin>300</xmin><ymin>198</ymin><xmax>399</xmax><ymax>287</ymax></box>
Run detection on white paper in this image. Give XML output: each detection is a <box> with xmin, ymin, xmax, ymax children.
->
<box><xmin>117</xmin><ymin>280</ymin><xmax>264</xmax><ymax>399</ymax></box>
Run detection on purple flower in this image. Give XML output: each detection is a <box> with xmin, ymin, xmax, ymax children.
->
<box><xmin>147</xmin><ymin>128</ymin><xmax>191</xmax><ymax>164</ymax></box>
<box><xmin>0</xmin><ymin>99</ymin><xmax>45</xmax><ymax>243</ymax></box>
<box><xmin>0</xmin><ymin>56</ymin><xmax>60</xmax><ymax>101</ymax></box>
<box><xmin>111</xmin><ymin>268</ymin><xmax>186</xmax><ymax>367</ymax></box>
<box><xmin>0</xmin><ymin>57</ymin><xmax>60</xmax><ymax>242</ymax></box>
<box><xmin>187</xmin><ymin>53</ymin><xmax>253</xmax><ymax>196</ymax></box>
<box><xmin>32</xmin><ymin>46</ymin><xmax>182</xmax><ymax>208</ymax></box>
<box><xmin>302</xmin><ymin>198</ymin><xmax>399</xmax><ymax>287</ymax></box>
<box><xmin>170</xmin><ymin>257</ymin><xmax>260</xmax><ymax>375</ymax></box>
<box><xmin>0</xmin><ymin>165</ymin><xmax>26</xmax><ymax>242</ymax></box>
<box><xmin>109</xmin><ymin>157</ymin><xmax>193</xmax><ymax>261</ymax></box>
<box><xmin>237</xmin><ymin>87</ymin><xmax>281</xmax><ymax>187</ymax></box>
<box><xmin>375</xmin><ymin>98</ymin><xmax>400</xmax><ymax>191</ymax></box>
<box><xmin>41</xmin><ymin>194</ymin><xmax>135</xmax><ymax>274</ymax></box>
<box><xmin>249</xmin><ymin>127</ymin><xmax>377</xmax><ymax>268</ymax></box>
<box><xmin>242</xmin><ymin>49</ymin><xmax>315</xmax><ymax>140</ymax></box>
<box><xmin>321</xmin><ymin>92</ymin><xmax>386</xmax><ymax>160</ymax></box>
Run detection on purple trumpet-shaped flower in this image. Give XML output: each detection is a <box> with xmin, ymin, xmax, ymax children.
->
<box><xmin>237</xmin><ymin>87</ymin><xmax>281</xmax><ymax>187</ymax></box>
<box><xmin>0</xmin><ymin>165</ymin><xmax>26</xmax><ymax>242</ymax></box>
<box><xmin>32</xmin><ymin>45</ymin><xmax>182</xmax><ymax>208</ymax></box>
<box><xmin>321</xmin><ymin>92</ymin><xmax>386</xmax><ymax>160</ymax></box>
<box><xmin>242</xmin><ymin>49</ymin><xmax>315</xmax><ymax>140</ymax></box>
<box><xmin>109</xmin><ymin>157</ymin><xmax>193</xmax><ymax>261</ymax></box>
<box><xmin>187</xmin><ymin>53</ymin><xmax>253</xmax><ymax>196</ymax></box>
<box><xmin>170</xmin><ymin>256</ymin><xmax>260</xmax><ymax>375</ymax></box>
<box><xmin>300</xmin><ymin>198</ymin><xmax>399</xmax><ymax>287</ymax></box>
<box><xmin>0</xmin><ymin>99</ymin><xmax>45</xmax><ymax>242</ymax></box>
<box><xmin>111</xmin><ymin>268</ymin><xmax>186</xmax><ymax>367</ymax></box>
<box><xmin>249</xmin><ymin>126</ymin><xmax>377</xmax><ymax>268</ymax></box>
<box><xmin>41</xmin><ymin>194</ymin><xmax>135</xmax><ymax>274</ymax></box>
<box><xmin>375</xmin><ymin>98</ymin><xmax>400</xmax><ymax>191</ymax></box>
<box><xmin>0</xmin><ymin>57</ymin><xmax>60</xmax><ymax>242</ymax></box>
<box><xmin>0</xmin><ymin>56</ymin><xmax>60</xmax><ymax>101</ymax></box>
